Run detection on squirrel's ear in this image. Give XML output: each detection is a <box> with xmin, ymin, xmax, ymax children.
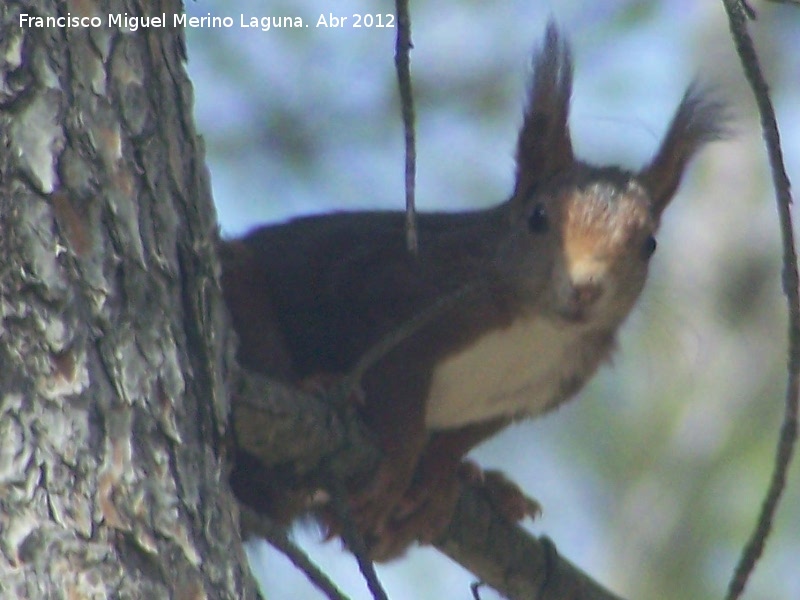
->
<box><xmin>513</xmin><ymin>22</ymin><xmax>574</xmax><ymax>204</ymax></box>
<box><xmin>639</xmin><ymin>83</ymin><xmax>730</xmax><ymax>218</ymax></box>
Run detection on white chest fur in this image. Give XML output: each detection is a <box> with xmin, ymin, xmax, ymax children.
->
<box><xmin>425</xmin><ymin>316</ymin><xmax>598</xmax><ymax>429</ymax></box>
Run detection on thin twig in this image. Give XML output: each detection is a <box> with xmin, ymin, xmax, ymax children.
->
<box><xmin>394</xmin><ymin>0</ymin><xmax>418</xmax><ymax>255</ymax></box>
<box><xmin>240</xmin><ymin>507</ymin><xmax>351</xmax><ymax>600</ymax></box>
<box><xmin>721</xmin><ymin>2</ymin><xmax>800</xmax><ymax>599</ymax></box>
<box><xmin>470</xmin><ymin>581</ymin><xmax>485</xmax><ymax>600</ymax></box>
<box><xmin>327</xmin><ymin>479</ymin><xmax>389</xmax><ymax>600</ymax></box>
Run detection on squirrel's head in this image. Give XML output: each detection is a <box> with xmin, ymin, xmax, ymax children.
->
<box><xmin>503</xmin><ymin>22</ymin><xmax>729</xmax><ymax>329</ymax></box>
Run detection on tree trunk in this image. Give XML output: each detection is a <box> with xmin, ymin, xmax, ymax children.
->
<box><xmin>0</xmin><ymin>2</ymin><xmax>257</xmax><ymax>598</ymax></box>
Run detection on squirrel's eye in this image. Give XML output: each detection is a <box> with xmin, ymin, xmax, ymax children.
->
<box><xmin>641</xmin><ymin>235</ymin><xmax>657</xmax><ymax>259</ymax></box>
<box><xmin>527</xmin><ymin>204</ymin><xmax>549</xmax><ymax>234</ymax></box>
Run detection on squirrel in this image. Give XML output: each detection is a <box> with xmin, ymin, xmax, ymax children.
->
<box><xmin>221</xmin><ymin>23</ymin><xmax>728</xmax><ymax>560</ymax></box>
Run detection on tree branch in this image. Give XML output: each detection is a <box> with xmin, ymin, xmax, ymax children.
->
<box><xmin>241</xmin><ymin>507</ymin><xmax>351</xmax><ymax>600</ymax></box>
<box><xmin>394</xmin><ymin>0</ymin><xmax>418</xmax><ymax>255</ymax></box>
<box><xmin>232</xmin><ymin>369</ymin><xmax>627</xmax><ymax>600</ymax></box>
<box><xmin>721</xmin><ymin>2</ymin><xmax>800</xmax><ymax>599</ymax></box>
<box><xmin>439</xmin><ymin>492</ymin><xmax>623</xmax><ymax>600</ymax></box>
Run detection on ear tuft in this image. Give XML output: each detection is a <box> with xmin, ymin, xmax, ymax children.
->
<box><xmin>639</xmin><ymin>83</ymin><xmax>731</xmax><ymax>215</ymax></box>
<box><xmin>513</xmin><ymin>21</ymin><xmax>574</xmax><ymax>203</ymax></box>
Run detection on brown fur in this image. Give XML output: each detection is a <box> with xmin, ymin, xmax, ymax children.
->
<box><xmin>223</xmin><ymin>22</ymin><xmax>729</xmax><ymax>560</ymax></box>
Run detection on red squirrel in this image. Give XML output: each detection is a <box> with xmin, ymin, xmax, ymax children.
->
<box><xmin>221</xmin><ymin>23</ymin><xmax>728</xmax><ymax>560</ymax></box>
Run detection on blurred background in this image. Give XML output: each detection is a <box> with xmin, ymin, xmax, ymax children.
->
<box><xmin>184</xmin><ymin>1</ymin><xmax>799</xmax><ymax>598</ymax></box>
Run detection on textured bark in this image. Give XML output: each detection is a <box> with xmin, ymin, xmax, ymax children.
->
<box><xmin>0</xmin><ymin>2</ymin><xmax>257</xmax><ymax>598</ymax></box>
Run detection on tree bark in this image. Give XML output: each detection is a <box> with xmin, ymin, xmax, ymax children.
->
<box><xmin>1</xmin><ymin>3</ymin><xmax>637</xmax><ymax>599</ymax></box>
<box><xmin>0</xmin><ymin>2</ymin><xmax>257</xmax><ymax>598</ymax></box>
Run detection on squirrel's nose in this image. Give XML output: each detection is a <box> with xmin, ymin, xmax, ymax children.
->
<box><xmin>556</xmin><ymin>275</ymin><xmax>605</xmax><ymax>323</ymax></box>
<box><xmin>560</xmin><ymin>252</ymin><xmax>608</xmax><ymax>319</ymax></box>
<box><xmin>566</xmin><ymin>256</ymin><xmax>606</xmax><ymax>309</ymax></box>
<box><xmin>571</xmin><ymin>281</ymin><xmax>603</xmax><ymax>308</ymax></box>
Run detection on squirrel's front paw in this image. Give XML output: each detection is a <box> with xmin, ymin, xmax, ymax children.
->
<box><xmin>346</xmin><ymin>453</ymin><xmax>419</xmax><ymax>537</ymax></box>
<box><xmin>366</xmin><ymin>459</ymin><xmax>462</xmax><ymax>561</ymax></box>
<box><xmin>366</xmin><ymin>453</ymin><xmax>484</xmax><ymax>560</ymax></box>
<box><xmin>474</xmin><ymin>468</ymin><xmax>542</xmax><ymax>523</ymax></box>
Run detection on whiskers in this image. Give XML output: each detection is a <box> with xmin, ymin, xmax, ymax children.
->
<box><xmin>620</xmin><ymin>276</ymin><xmax>713</xmax><ymax>389</ymax></box>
